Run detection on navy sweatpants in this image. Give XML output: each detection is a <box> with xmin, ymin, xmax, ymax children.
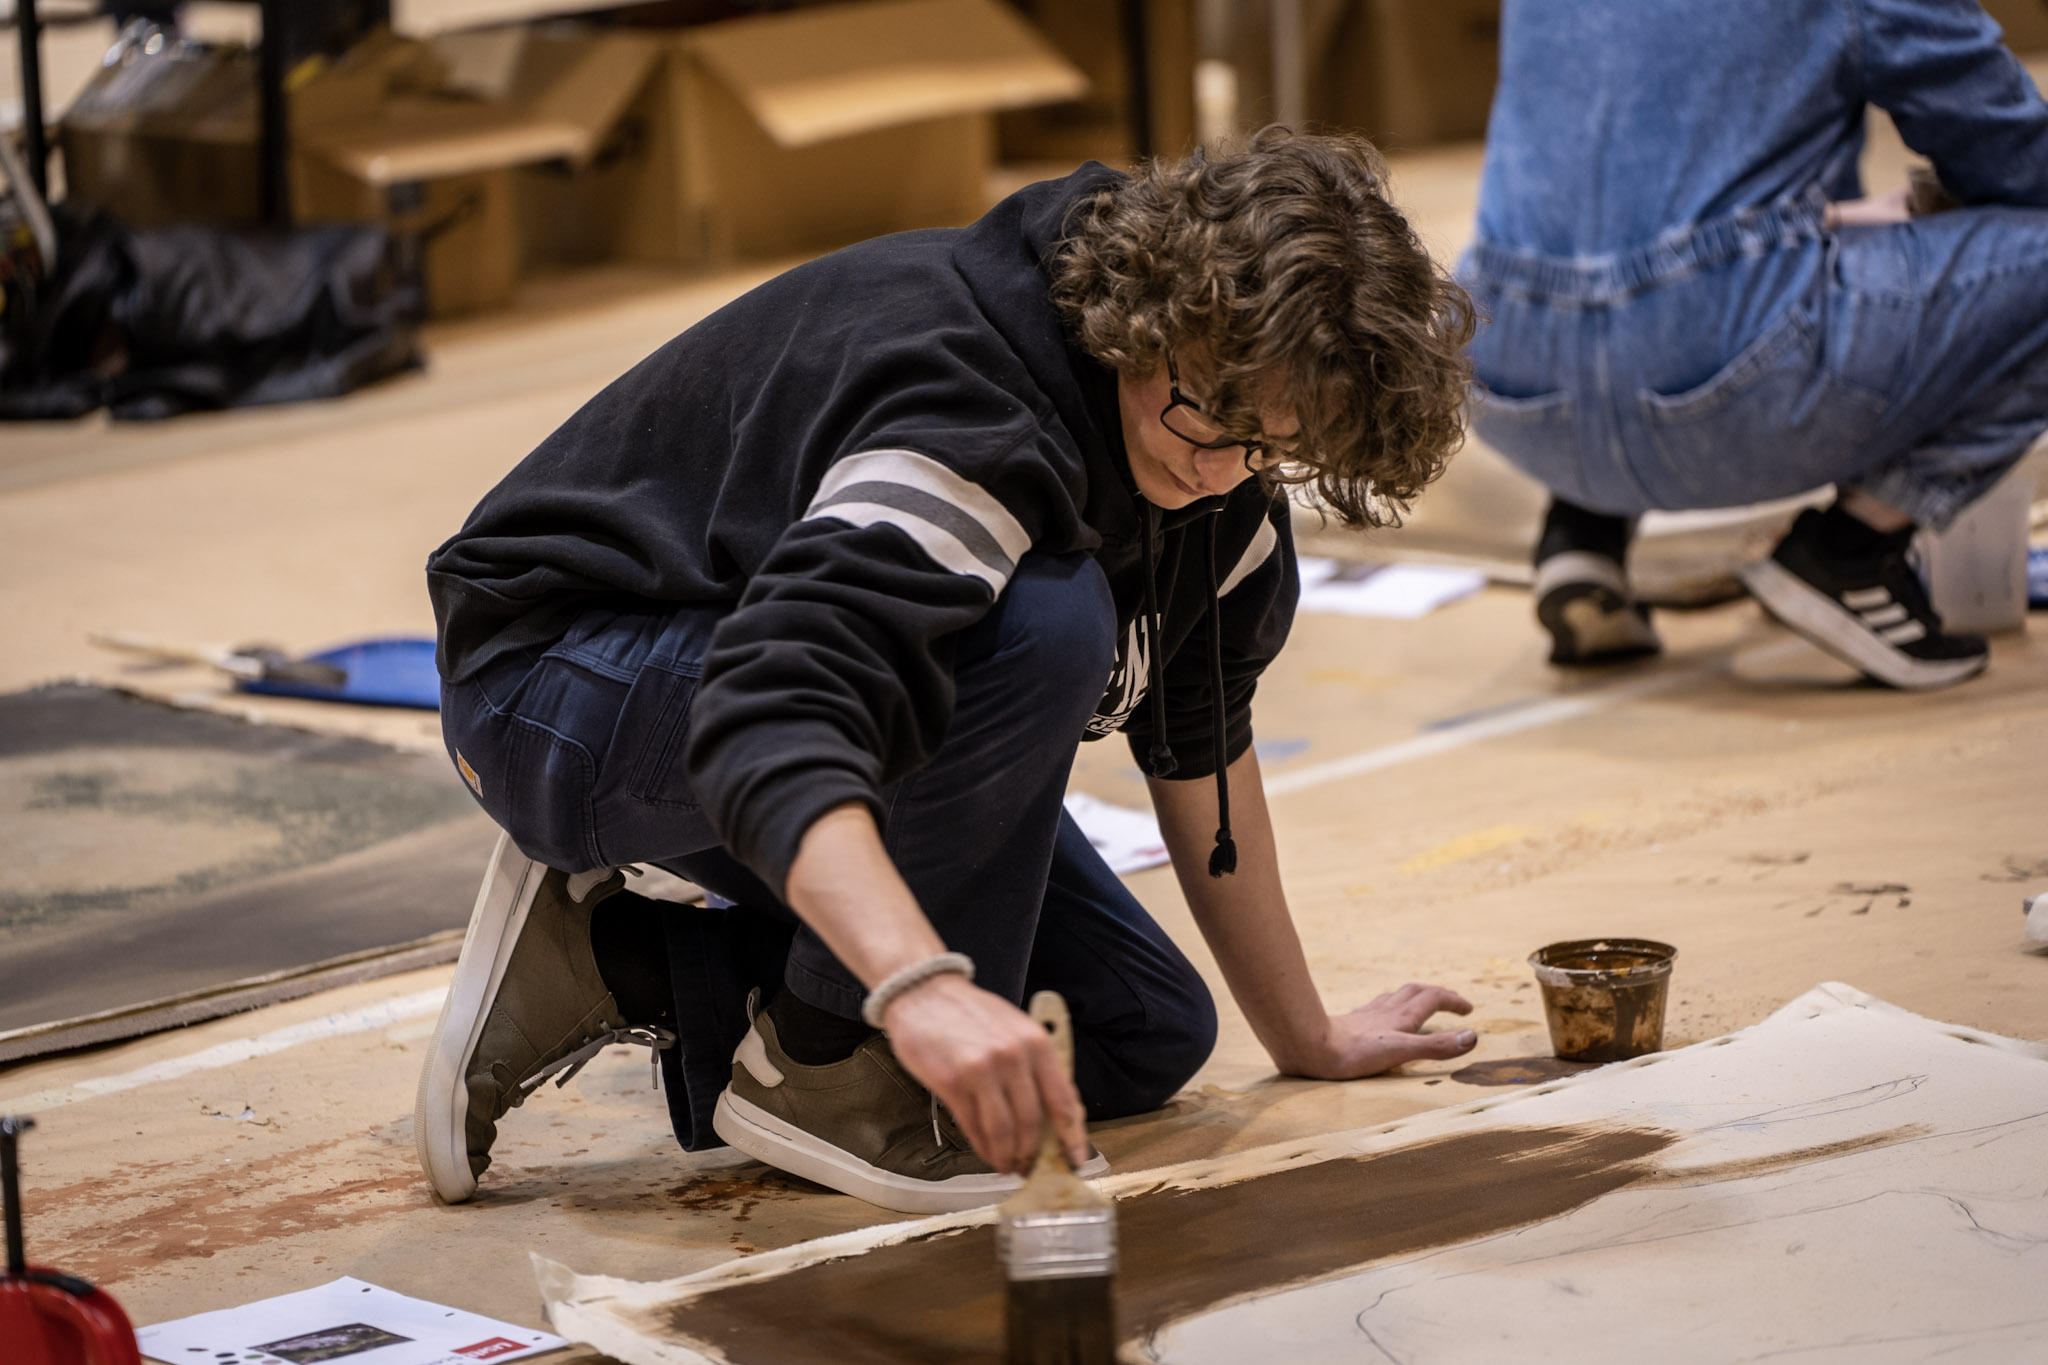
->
<box><xmin>440</xmin><ymin>552</ymin><xmax>1217</xmax><ymax>1149</ymax></box>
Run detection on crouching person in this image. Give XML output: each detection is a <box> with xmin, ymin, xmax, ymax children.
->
<box><xmin>414</xmin><ymin>128</ymin><xmax>1480</xmax><ymax>1213</ymax></box>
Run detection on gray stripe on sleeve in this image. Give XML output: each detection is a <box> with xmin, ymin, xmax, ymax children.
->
<box><xmin>810</xmin><ymin>480</ymin><xmax>1018</xmax><ymax>579</ymax></box>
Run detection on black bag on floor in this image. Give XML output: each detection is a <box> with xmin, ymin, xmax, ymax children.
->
<box><xmin>0</xmin><ymin>207</ymin><xmax>421</xmax><ymax>421</ymax></box>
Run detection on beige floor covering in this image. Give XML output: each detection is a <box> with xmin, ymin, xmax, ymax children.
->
<box><xmin>0</xmin><ymin>136</ymin><xmax>2043</xmax><ymax>1360</ymax></box>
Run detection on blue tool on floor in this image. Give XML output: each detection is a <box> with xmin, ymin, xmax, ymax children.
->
<box><xmin>91</xmin><ymin>632</ymin><xmax>441</xmax><ymax>709</ymax></box>
<box><xmin>2029</xmin><ymin>547</ymin><xmax>2048</xmax><ymax>610</ymax></box>
<box><xmin>237</xmin><ymin>636</ymin><xmax>441</xmax><ymax>708</ymax></box>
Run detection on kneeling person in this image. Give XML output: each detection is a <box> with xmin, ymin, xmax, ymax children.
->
<box><xmin>414</xmin><ymin>129</ymin><xmax>1480</xmax><ymax>1213</ymax></box>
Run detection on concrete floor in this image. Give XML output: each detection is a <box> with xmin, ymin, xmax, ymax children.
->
<box><xmin>1</xmin><ymin>132</ymin><xmax>2044</xmax><ymax>1360</ymax></box>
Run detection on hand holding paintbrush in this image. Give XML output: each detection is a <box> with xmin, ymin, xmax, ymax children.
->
<box><xmin>998</xmin><ymin>991</ymin><xmax>1117</xmax><ymax>1364</ymax></box>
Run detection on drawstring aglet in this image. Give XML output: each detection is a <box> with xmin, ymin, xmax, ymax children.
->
<box><xmin>1147</xmin><ymin>742</ymin><xmax>1178</xmax><ymax>778</ymax></box>
<box><xmin>1207</xmin><ymin>831</ymin><xmax>1237</xmax><ymax>878</ymax></box>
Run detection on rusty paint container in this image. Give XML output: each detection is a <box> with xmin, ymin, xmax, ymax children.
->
<box><xmin>1528</xmin><ymin>939</ymin><xmax>1677</xmax><ymax>1063</ymax></box>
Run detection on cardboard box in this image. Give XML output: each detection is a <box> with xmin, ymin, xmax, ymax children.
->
<box><xmin>1983</xmin><ymin>0</ymin><xmax>2048</xmax><ymax>54</ymax></box>
<box><xmin>59</xmin><ymin>26</ymin><xmax>647</xmax><ymax>316</ymax></box>
<box><xmin>61</xmin><ymin>28</ymin><xmax>445</xmax><ymax>227</ymax></box>
<box><xmin>64</xmin><ymin>0</ymin><xmax>1083</xmax><ymax>310</ymax></box>
<box><xmin>299</xmin><ymin>32</ymin><xmax>662</xmax><ymax>311</ymax></box>
<box><xmin>515</xmin><ymin>0</ymin><xmax>1088</xmax><ymax>269</ymax></box>
<box><xmin>996</xmin><ymin>0</ymin><xmax>1195</xmax><ymax>163</ymax></box>
<box><xmin>1312</xmin><ymin>0</ymin><xmax>1499</xmax><ymax>150</ymax></box>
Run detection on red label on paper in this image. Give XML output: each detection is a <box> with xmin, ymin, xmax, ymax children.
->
<box><xmin>454</xmin><ymin>1339</ymin><xmax>526</xmax><ymax>1360</ymax></box>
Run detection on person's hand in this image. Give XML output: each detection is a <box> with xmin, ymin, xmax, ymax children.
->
<box><xmin>878</xmin><ymin>972</ymin><xmax>1090</xmax><ymax>1175</ymax></box>
<box><xmin>1279</xmin><ymin>983</ymin><xmax>1477</xmax><ymax>1079</ymax></box>
<box><xmin>1824</xmin><ymin>187</ymin><xmax>1911</xmax><ymax>229</ymax></box>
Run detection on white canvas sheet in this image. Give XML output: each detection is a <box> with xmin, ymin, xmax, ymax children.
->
<box><xmin>536</xmin><ymin>984</ymin><xmax>2048</xmax><ymax>1364</ymax></box>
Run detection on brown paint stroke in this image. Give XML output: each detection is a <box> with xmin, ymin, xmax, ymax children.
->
<box><xmin>636</xmin><ymin>1123</ymin><xmax>1676</xmax><ymax>1365</ymax></box>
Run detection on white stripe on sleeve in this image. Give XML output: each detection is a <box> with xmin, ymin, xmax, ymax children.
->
<box><xmin>1218</xmin><ymin>512</ymin><xmax>1280</xmax><ymax>597</ymax></box>
<box><xmin>803</xmin><ymin>448</ymin><xmax>1032</xmax><ymax>595</ymax></box>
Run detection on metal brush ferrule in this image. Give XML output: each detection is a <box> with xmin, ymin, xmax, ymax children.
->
<box><xmin>998</xmin><ymin>1208</ymin><xmax>1118</xmax><ymax>1281</ymax></box>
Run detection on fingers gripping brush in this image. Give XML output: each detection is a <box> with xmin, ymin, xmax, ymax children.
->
<box><xmin>998</xmin><ymin>991</ymin><xmax>1117</xmax><ymax>1365</ymax></box>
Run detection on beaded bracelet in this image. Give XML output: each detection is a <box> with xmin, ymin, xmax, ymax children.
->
<box><xmin>860</xmin><ymin>951</ymin><xmax>976</xmax><ymax>1029</ymax></box>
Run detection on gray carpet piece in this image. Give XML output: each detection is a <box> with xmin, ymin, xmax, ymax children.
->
<box><xmin>0</xmin><ymin>684</ymin><xmax>497</xmax><ymax>1046</ymax></box>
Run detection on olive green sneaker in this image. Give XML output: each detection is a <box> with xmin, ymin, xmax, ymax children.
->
<box><xmin>711</xmin><ymin>1005</ymin><xmax>1108</xmax><ymax>1214</ymax></box>
<box><xmin>415</xmin><ymin>832</ymin><xmax>674</xmax><ymax>1203</ymax></box>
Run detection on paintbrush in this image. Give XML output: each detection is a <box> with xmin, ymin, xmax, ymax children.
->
<box><xmin>998</xmin><ymin>990</ymin><xmax>1117</xmax><ymax>1365</ymax></box>
<box><xmin>89</xmin><ymin>631</ymin><xmax>349</xmax><ymax>688</ymax></box>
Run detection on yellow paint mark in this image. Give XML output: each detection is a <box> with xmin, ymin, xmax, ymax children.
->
<box><xmin>1398</xmin><ymin>825</ymin><xmax>1536</xmax><ymax>875</ymax></box>
<box><xmin>1341</xmin><ymin>882</ymin><xmax>1375</xmax><ymax>897</ymax></box>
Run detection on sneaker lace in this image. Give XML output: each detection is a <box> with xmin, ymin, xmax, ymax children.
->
<box><xmin>513</xmin><ymin>1024</ymin><xmax>678</xmax><ymax>1105</ymax></box>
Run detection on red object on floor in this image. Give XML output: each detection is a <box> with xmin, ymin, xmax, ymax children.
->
<box><xmin>3</xmin><ymin>1116</ymin><xmax>142</xmax><ymax>1365</ymax></box>
<box><xmin>0</xmin><ymin>1272</ymin><xmax>143</xmax><ymax>1365</ymax></box>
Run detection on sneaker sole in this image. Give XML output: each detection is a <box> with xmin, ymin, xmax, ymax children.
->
<box><xmin>1740</xmin><ymin>557</ymin><xmax>1988</xmax><ymax>691</ymax></box>
<box><xmin>712</xmin><ymin>1088</ymin><xmax>1110</xmax><ymax>1215</ymax></box>
<box><xmin>413</xmin><ymin>831</ymin><xmax>548</xmax><ymax>1204</ymax></box>
<box><xmin>1534</xmin><ymin>553</ymin><xmax>1660</xmax><ymax>666</ymax></box>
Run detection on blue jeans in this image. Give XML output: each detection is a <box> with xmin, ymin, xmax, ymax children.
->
<box><xmin>441</xmin><ymin>552</ymin><xmax>1217</xmax><ymax>1148</ymax></box>
<box><xmin>1467</xmin><ymin>205</ymin><xmax>2048</xmax><ymax>535</ymax></box>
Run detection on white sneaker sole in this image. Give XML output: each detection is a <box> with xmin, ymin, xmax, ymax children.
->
<box><xmin>414</xmin><ymin>831</ymin><xmax>548</xmax><ymax>1204</ymax></box>
<box><xmin>1535</xmin><ymin>552</ymin><xmax>1660</xmax><ymax>663</ymax></box>
<box><xmin>1740</xmin><ymin>557</ymin><xmax>1987</xmax><ymax>691</ymax></box>
<box><xmin>712</xmin><ymin>1088</ymin><xmax>1110</xmax><ymax>1215</ymax></box>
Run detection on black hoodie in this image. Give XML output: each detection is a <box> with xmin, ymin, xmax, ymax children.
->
<box><xmin>426</xmin><ymin>165</ymin><xmax>1298</xmax><ymax>890</ymax></box>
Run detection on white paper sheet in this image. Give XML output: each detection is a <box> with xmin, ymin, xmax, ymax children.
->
<box><xmin>1295</xmin><ymin>557</ymin><xmax>1486</xmax><ymax>619</ymax></box>
<box><xmin>138</xmin><ymin>1278</ymin><xmax>565</xmax><ymax>1365</ymax></box>
<box><xmin>1062</xmin><ymin>791</ymin><xmax>1169</xmax><ymax>874</ymax></box>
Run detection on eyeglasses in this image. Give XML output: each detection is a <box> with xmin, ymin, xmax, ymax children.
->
<box><xmin>1160</xmin><ymin>354</ymin><xmax>1289</xmax><ymax>472</ymax></box>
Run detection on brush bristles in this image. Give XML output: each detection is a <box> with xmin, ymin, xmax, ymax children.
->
<box><xmin>1004</xmin><ymin>1274</ymin><xmax>1117</xmax><ymax>1365</ymax></box>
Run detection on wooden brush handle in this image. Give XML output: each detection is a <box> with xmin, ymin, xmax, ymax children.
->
<box><xmin>1027</xmin><ymin>991</ymin><xmax>1074</xmax><ymax>1175</ymax></box>
<box><xmin>1029</xmin><ymin>990</ymin><xmax>1073</xmax><ymax>1078</ymax></box>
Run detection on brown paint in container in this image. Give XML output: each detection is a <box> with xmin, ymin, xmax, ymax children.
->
<box><xmin>1528</xmin><ymin>938</ymin><xmax>1677</xmax><ymax>1062</ymax></box>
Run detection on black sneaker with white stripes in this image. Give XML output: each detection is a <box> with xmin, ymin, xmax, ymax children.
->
<box><xmin>1739</xmin><ymin>507</ymin><xmax>1988</xmax><ymax>691</ymax></box>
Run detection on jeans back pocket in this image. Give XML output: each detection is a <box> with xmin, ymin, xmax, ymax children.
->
<box><xmin>1635</xmin><ymin>307</ymin><xmax>1888</xmax><ymax>507</ymax></box>
<box><xmin>1472</xmin><ymin>386</ymin><xmax>1593</xmax><ymax>504</ymax></box>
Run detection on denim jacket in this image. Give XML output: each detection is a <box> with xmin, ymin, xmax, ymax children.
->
<box><xmin>1472</xmin><ymin>0</ymin><xmax>2048</xmax><ymax>265</ymax></box>
<box><xmin>1459</xmin><ymin>0</ymin><xmax>2048</xmax><ymax>520</ymax></box>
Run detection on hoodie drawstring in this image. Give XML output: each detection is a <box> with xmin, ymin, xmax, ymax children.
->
<box><xmin>1137</xmin><ymin>500</ymin><xmax>1238</xmax><ymax>878</ymax></box>
<box><xmin>1203</xmin><ymin>517</ymin><xmax>1237</xmax><ymax>878</ymax></box>
<box><xmin>1141</xmin><ymin>502</ymin><xmax>1177</xmax><ymax>779</ymax></box>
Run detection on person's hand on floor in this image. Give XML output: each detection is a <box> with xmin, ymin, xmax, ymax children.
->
<box><xmin>882</xmin><ymin>971</ymin><xmax>1091</xmax><ymax>1176</ymax></box>
<box><xmin>1287</xmin><ymin>982</ymin><xmax>1477</xmax><ymax>1079</ymax></box>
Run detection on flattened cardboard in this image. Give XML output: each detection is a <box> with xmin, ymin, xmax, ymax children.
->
<box><xmin>535</xmin><ymin>985</ymin><xmax>2048</xmax><ymax>1363</ymax></box>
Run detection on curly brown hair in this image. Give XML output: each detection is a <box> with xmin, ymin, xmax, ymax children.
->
<box><xmin>1050</xmin><ymin>127</ymin><xmax>1475</xmax><ymax>527</ymax></box>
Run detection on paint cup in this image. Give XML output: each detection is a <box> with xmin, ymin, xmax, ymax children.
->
<box><xmin>1528</xmin><ymin>938</ymin><xmax>1677</xmax><ymax>1063</ymax></box>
